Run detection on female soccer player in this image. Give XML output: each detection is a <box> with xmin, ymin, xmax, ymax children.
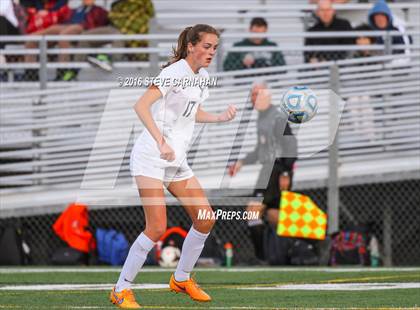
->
<box><xmin>110</xmin><ymin>24</ymin><xmax>236</xmax><ymax>309</ymax></box>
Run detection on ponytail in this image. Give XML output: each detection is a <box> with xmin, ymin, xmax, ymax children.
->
<box><xmin>163</xmin><ymin>24</ymin><xmax>219</xmax><ymax>68</ymax></box>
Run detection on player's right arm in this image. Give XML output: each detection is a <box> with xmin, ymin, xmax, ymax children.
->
<box><xmin>133</xmin><ymin>85</ymin><xmax>175</xmax><ymax>161</ymax></box>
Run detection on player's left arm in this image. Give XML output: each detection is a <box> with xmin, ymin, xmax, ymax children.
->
<box><xmin>195</xmin><ymin>104</ymin><xmax>236</xmax><ymax>123</ymax></box>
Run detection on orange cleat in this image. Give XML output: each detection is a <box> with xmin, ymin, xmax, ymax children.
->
<box><xmin>109</xmin><ymin>287</ymin><xmax>141</xmax><ymax>309</ymax></box>
<box><xmin>169</xmin><ymin>274</ymin><xmax>211</xmax><ymax>302</ymax></box>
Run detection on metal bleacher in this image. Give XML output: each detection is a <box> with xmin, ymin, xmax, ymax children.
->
<box><xmin>1</xmin><ymin>1</ymin><xmax>418</xmax><ymax>86</ymax></box>
<box><xmin>1</xmin><ymin>1</ymin><xmax>419</xmax><ymax>217</ymax></box>
<box><xmin>1</xmin><ymin>52</ymin><xmax>419</xmax><ymax>217</ymax></box>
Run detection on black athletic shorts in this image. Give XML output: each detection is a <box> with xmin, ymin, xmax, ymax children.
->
<box><xmin>252</xmin><ymin>166</ymin><xmax>293</xmax><ymax>210</ymax></box>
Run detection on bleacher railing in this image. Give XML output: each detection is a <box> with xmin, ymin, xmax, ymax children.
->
<box><xmin>1</xmin><ymin>40</ymin><xmax>419</xmax><ymax>266</ymax></box>
<box><xmin>1</xmin><ymin>30</ymin><xmax>419</xmax><ymax>88</ymax></box>
<box><xmin>1</xmin><ymin>52</ymin><xmax>419</xmax><ymax>209</ymax></box>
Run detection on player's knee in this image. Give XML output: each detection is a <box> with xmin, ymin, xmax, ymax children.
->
<box><xmin>145</xmin><ymin>225</ymin><xmax>167</xmax><ymax>241</ymax></box>
<box><xmin>194</xmin><ymin>217</ymin><xmax>215</xmax><ymax>234</ymax></box>
<box><xmin>157</xmin><ymin>226</ymin><xmax>168</xmax><ymax>238</ymax></box>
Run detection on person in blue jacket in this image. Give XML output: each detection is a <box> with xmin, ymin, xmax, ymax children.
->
<box><xmin>368</xmin><ymin>0</ymin><xmax>412</xmax><ymax>54</ymax></box>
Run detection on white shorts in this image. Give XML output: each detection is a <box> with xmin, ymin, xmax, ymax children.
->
<box><xmin>130</xmin><ymin>132</ymin><xmax>194</xmax><ymax>183</ymax></box>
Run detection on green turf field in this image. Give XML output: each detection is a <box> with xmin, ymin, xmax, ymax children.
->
<box><xmin>0</xmin><ymin>267</ymin><xmax>419</xmax><ymax>309</ymax></box>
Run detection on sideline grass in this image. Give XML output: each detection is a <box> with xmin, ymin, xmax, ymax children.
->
<box><xmin>0</xmin><ymin>268</ymin><xmax>419</xmax><ymax>309</ymax></box>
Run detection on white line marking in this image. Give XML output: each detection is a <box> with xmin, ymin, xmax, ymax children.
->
<box><xmin>2</xmin><ymin>282</ymin><xmax>420</xmax><ymax>292</ymax></box>
<box><xmin>0</xmin><ymin>283</ymin><xmax>168</xmax><ymax>291</ymax></box>
<box><xmin>238</xmin><ymin>282</ymin><xmax>420</xmax><ymax>291</ymax></box>
<box><xmin>0</xmin><ymin>267</ymin><xmax>419</xmax><ymax>274</ymax></box>
<box><xmin>44</xmin><ymin>308</ymin><xmax>415</xmax><ymax>310</ymax></box>
<box><xmin>48</xmin><ymin>307</ymin><xmax>340</xmax><ymax>310</ymax></box>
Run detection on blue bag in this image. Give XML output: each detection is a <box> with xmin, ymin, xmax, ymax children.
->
<box><xmin>96</xmin><ymin>228</ymin><xmax>129</xmax><ymax>265</ymax></box>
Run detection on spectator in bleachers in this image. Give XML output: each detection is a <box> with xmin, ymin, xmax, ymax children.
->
<box><xmin>0</xmin><ymin>0</ymin><xmax>27</xmax><ymax>81</ymax></box>
<box><xmin>55</xmin><ymin>0</ymin><xmax>109</xmax><ymax>81</ymax></box>
<box><xmin>24</xmin><ymin>0</ymin><xmax>108</xmax><ymax>81</ymax></box>
<box><xmin>304</xmin><ymin>0</ymin><xmax>353</xmax><ymax>63</ymax></box>
<box><xmin>22</xmin><ymin>0</ymin><xmax>71</xmax><ymax>80</ymax></box>
<box><xmin>229</xmin><ymin>82</ymin><xmax>297</xmax><ymax>262</ymax></box>
<box><xmin>73</xmin><ymin>1</ymin><xmax>124</xmax><ymax>73</ymax></box>
<box><xmin>73</xmin><ymin>0</ymin><xmax>154</xmax><ymax>73</ymax></box>
<box><xmin>223</xmin><ymin>17</ymin><xmax>285</xmax><ymax>71</ymax></box>
<box><xmin>352</xmin><ymin>24</ymin><xmax>376</xmax><ymax>58</ymax></box>
<box><xmin>106</xmin><ymin>0</ymin><xmax>155</xmax><ymax>61</ymax></box>
<box><xmin>368</xmin><ymin>0</ymin><xmax>412</xmax><ymax>55</ymax></box>
<box><xmin>24</xmin><ymin>0</ymin><xmax>71</xmax><ymax>35</ymax></box>
<box><xmin>0</xmin><ymin>1</ymin><xmax>26</xmax><ymax>47</ymax></box>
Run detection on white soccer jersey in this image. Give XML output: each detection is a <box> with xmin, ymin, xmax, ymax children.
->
<box><xmin>131</xmin><ymin>59</ymin><xmax>210</xmax><ymax>179</ymax></box>
<box><xmin>152</xmin><ymin>59</ymin><xmax>209</xmax><ymax>144</ymax></box>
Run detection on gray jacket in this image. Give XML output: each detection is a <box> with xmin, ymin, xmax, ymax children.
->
<box><xmin>242</xmin><ymin>105</ymin><xmax>297</xmax><ymax>172</ymax></box>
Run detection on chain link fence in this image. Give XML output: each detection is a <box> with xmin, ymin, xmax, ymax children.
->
<box><xmin>339</xmin><ymin>179</ymin><xmax>420</xmax><ymax>266</ymax></box>
<box><xmin>1</xmin><ymin>180</ymin><xmax>418</xmax><ymax>266</ymax></box>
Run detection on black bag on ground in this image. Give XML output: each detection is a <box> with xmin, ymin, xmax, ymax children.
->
<box><xmin>0</xmin><ymin>225</ymin><xmax>30</xmax><ymax>265</ymax></box>
<box><xmin>51</xmin><ymin>247</ymin><xmax>88</xmax><ymax>265</ymax></box>
<box><xmin>263</xmin><ymin>226</ymin><xmax>292</xmax><ymax>265</ymax></box>
<box><xmin>289</xmin><ymin>239</ymin><xmax>319</xmax><ymax>265</ymax></box>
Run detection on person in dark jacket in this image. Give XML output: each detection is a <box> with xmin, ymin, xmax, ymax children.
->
<box><xmin>368</xmin><ymin>0</ymin><xmax>412</xmax><ymax>55</ymax></box>
<box><xmin>304</xmin><ymin>0</ymin><xmax>353</xmax><ymax>63</ymax></box>
<box><xmin>229</xmin><ymin>82</ymin><xmax>297</xmax><ymax>261</ymax></box>
<box><xmin>223</xmin><ymin>17</ymin><xmax>285</xmax><ymax>71</ymax></box>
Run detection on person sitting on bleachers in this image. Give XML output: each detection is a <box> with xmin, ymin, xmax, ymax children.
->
<box><xmin>24</xmin><ymin>0</ymin><xmax>71</xmax><ymax>35</ymax></box>
<box><xmin>23</xmin><ymin>0</ymin><xmax>70</xmax><ymax>80</ymax></box>
<box><xmin>0</xmin><ymin>0</ymin><xmax>26</xmax><ymax>48</ymax></box>
<box><xmin>368</xmin><ymin>0</ymin><xmax>412</xmax><ymax>55</ymax></box>
<box><xmin>223</xmin><ymin>17</ymin><xmax>285</xmax><ymax>71</ymax></box>
<box><xmin>352</xmin><ymin>24</ymin><xmax>377</xmax><ymax>59</ymax></box>
<box><xmin>24</xmin><ymin>0</ymin><xmax>108</xmax><ymax>81</ymax></box>
<box><xmin>0</xmin><ymin>0</ymin><xmax>27</xmax><ymax>81</ymax></box>
<box><xmin>106</xmin><ymin>0</ymin><xmax>155</xmax><ymax>62</ymax></box>
<box><xmin>55</xmin><ymin>0</ymin><xmax>109</xmax><ymax>81</ymax></box>
<box><xmin>304</xmin><ymin>0</ymin><xmax>353</xmax><ymax>63</ymax></box>
<box><xmin>73</xmin><ymin>0</ymin><xmax>154</xmax><ymax>74</ymax></box>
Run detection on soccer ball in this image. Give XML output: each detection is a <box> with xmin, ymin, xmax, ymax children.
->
<box><xmin>280</xmin><ymin>86</ymin><xmax>318</xmax><ymax>123</ymax></box>
<box><xmin>159</xmin><ymin>246</ymin><xmax>181</xmax><ymax>268</ymax></box>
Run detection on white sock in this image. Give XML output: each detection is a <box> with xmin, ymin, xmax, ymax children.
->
<box><xmin>115</xmin><ymin>232</ymin><xmax>155</xmax><ymax>292</ymax></box>
<box><xmin>174</xmin><ymin>226</ymin><xmax>209</xmax><ymax>282</ymax></box>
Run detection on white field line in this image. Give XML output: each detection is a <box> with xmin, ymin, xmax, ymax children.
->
<box><xmin>1</xmin><ymin>282</ymin><xmax>420</xmax><ymax>292</ymax></box>
<box><xmin>61</xmin><ymin>308</ymin><xmax>420</xmax><ymax>310</ymax></box>
<box><xmin>5</xmin><ymin>307</ymin><xmax>402</xmax><ymax>310</ymax></box>
<box><xmin>0</xmin><ymin>283</ymin><xmax>167</xmax><ymax>291</ymax></box>
<box><xmin>0</xmin><ymin>306</ymin><xmax>294</xmax><ymax>310</ymax></box>
<box><xmin>58</xmin><ymin>308</ymin><xmax>420</xmax><ymax>310</ymax></box>
<box><xmin>238</xmin><ymin>282</ymin><xmax>420</xmax><ymax>291</ymax></box>
<box><xmin>1</xmin><ymin>267</ymin><xmax>420</xmax><ymax>274</ymax></box>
